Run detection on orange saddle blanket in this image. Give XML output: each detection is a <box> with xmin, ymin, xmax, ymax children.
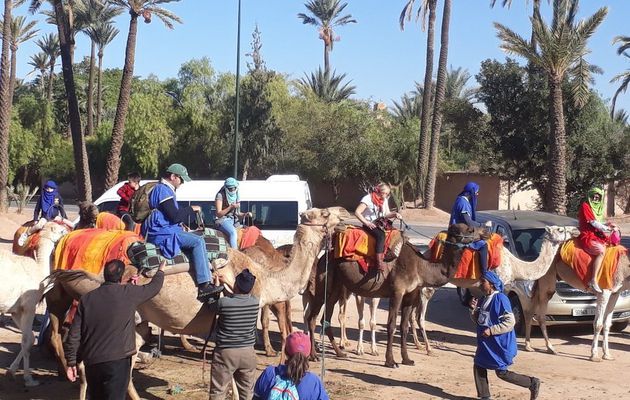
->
<box><xmin>96</xmin><ymin>212</ymin><xmax>143</xmax><ymax>235</ymax></box>
<box><xmin>334</xmin><ymin>226</ymin><xmax>400</xmax><ymax>272</ymax></box>
<box><xmin>560</xmin><ymin>239</ymin><xmax>626</xmax><ymax>290</ymax></box>
<box><xmin>429</xmin><ymin>232</ymin><xmax>503</xmax><ymax>280</ymax></box>
<box><xmin>54</xmin><ymin>228</ymin><xmax>143</xmax><ymax>274</ymax></box>
<box><xmin>237</xmin><ymin>226</ymin><xmax>262</xmax><ymax>250</ymax></box>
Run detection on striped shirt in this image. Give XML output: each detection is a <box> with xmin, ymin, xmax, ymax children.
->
<box><xmin>215</xmin><ymin>294</ymin><xmax>260</xmax><ymax>348</ymax></box>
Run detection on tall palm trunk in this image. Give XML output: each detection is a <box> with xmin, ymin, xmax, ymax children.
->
<box><xmin>96</xmin><ymin>48</ymin><xmax>103</xmax><ymax>128</ymax></box>
<box><xmin>9</xmin><ymin>45</ymin><xmax>17</xmax><ymax>101</ymax></box>
<box><xmin>546</xmin><ymin>75</ymin><xmax>567</xmax><ymax>214</ymax></box>
<box><xmin>104</xmin><ymin>13</ymin><xmax>138</xmax><ymax>189</ymax></box>
<box><xmin>323</xmin><ymin>41</ymin><xmax>330</xmax><ymax>72</ymax></box>
<box><xmin>86</xmin><ymin>39</ymin><xmax>95</xmax><ymax>136</ymax></box>
<box><xmin>46</xmin><ymin>61</ymin><xmax>54</xmax><ymax>103</ymax></box>
<box><xmin>416</xmin><ymin>0</ymin><xmax>437</xmax><ymax>205</ymax></box>
<box><xmin>424</xmin><ymin>0</ymin><xmax>451</xmax><ymax>210</ymax></box>
<box><xmin>53</xmin><ymin>0</ymin><xmax>92</xmax><ymax>202</ymax></box>
<box><xmin>0</xmin><ymin>0</ymin><xmax>13</xmax><ymax>212</ymax></box>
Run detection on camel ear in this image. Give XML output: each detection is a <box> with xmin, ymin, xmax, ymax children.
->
<box><xmin>321</xmin><ymin>208</ymin><xmax>331</xmax><ymax>218</ymax></box>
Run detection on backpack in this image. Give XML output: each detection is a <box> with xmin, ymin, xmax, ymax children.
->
<box><xmin>267</xmin><ymin>374</ymin><xmax>299</xmax><ymax>400</ymax></box>
<box><xmin>130</xmin><ymin>181</ymin><xmax>158</xmax><ymax>223</ymax></box>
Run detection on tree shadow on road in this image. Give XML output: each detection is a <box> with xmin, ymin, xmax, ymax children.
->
<box><xmin>332</xmin><ymin>367</ymin><xmax>477</xmax><ymax>400</ymax></box>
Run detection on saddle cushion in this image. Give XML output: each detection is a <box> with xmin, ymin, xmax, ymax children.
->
<box><xmin>13</xmin><ymin>222</ymin><xmax>39</xmax><ymax>258</ymax></box>
<box><xmin>127</xmin><ymin>228</ymin><xmax>229</xmax><ymax>271</ymax></box>
<box><xmin>334</xmin><ymin>226</ymin><xmax>402</xmax><ymax>273</ymax></box>
<box><xmin>430</xmin><ymin>232</ymin><xmax>503</xmax><ymax>280</ymax></box>
<box><xmin>54</xmin><ymin>228</ymin><xmax>143</xmax><ymax>274</ymax></box>
<box><xmin>238</xmin><ymin>226</ymin><xmax>262</xmax><ymax>249</ymax></box>
<box><xmin>560</xmin><ymin>239</ymin><xmax>627</xmax><ymax>290</ymax></box>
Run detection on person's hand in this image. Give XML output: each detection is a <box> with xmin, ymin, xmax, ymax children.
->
<box><xmin>66</xmin><ymin>365</ymin><xmax>78</xmax><ymax>382</ymax></box>
<box><xmin>394</xmin><ymin>212</ymin><xmax>402</xmax><ymax>220</ymax></box>
<box><xmin>158</xmin><ymin>260</ymin><xmax>166</xmax><ymax>272</ymax></box>
<box><xmin>482</xmin><ymin>328</ymin><xmax>491</xmax><ymax>337</ymax></box>
<box><xmin>232</xmin><ymin>202</ymin><xmax>240</xmax><ymax>209</ymax></box>
<box><xmin>246</xmin><ymin>212</ymin><xmax>253</xmax><ymax>218</ymax></box>
<box><xmin>366</xmin><ymin>222</ymin><xmax>377</xmax><ymax>230</ymax></box>
<box><xmin>191</xmin><ymin>205</ymin><xmax>201</xmax><ymax>212</ymax></box>
<box><xmin>469</xmin><ymin>298</ymin><xmax>478</xmax><ymax>309</ymax></box>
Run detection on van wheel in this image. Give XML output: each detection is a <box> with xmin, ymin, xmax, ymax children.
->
<box><xmin>509</xmin><ymin>294</ymin><xmax>525</xmax><ymax>336</ymax></box>
<box><xmin>611</xmin><ymin>320</ymin><xmax>629</xmax><ymax>332</ymax></box>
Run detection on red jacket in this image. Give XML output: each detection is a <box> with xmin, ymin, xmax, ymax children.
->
<box><xmin>116</xmin><ymin>183</ymin><xmax>136</xmax><ymax>213</ymax></box>
<box><xmin>577</xmin><ymin>201</ymin><xmax>607</xmax><ymax>247</ymax></box>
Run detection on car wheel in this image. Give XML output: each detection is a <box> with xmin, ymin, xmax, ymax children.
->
<box><xmin>509</xmin><ymin>294</ymin><xmax>525</xmax><ymax>336</ymax></box>
<box><xmin>611</xmin><ymin>320</ymin><xmax>629</xmax><ymax>333</ymax></box>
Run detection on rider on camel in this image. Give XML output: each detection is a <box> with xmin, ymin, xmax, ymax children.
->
<box><xmin>354</xmin><ymin>183</ymin><xmax>402</xmax><ymax>273</ymax></box>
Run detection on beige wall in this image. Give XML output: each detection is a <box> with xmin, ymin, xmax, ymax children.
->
<box><xmin>435</xmin><ymin>172</ymin><xmax>500</xmax><ymax>212</ymax></box>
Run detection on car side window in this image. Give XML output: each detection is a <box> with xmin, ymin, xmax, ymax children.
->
<box><xmin>496</xmin><ymin>225</ymin><xmax>508</xmax><ymax>238</ymax></box>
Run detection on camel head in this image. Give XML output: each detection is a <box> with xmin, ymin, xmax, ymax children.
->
<box><xmin>299</xmin><ymin>207</ymin><xmax>351</xmax><ymax>231</ymax></box>
<box><xmin>544</xmin><ymin>225</ymin><xmax>577</xmax><ymax>244</ymax></box>
<box><xmin>76</xmin><ymin>201</ymin><xmax>99</xmax><ymax>229</ymax></box>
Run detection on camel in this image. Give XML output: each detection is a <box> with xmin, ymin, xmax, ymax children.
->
<box><xmin>524</xmin><ymin>251</ymin><xmax>630</xmax><ymax>361</ymax></box>
<box><xmin>305</xmin><ymin>239</ymin><xmax>455</xmax><ymax>368</ymax></box>
<box><xmin>45</xmin><ymin>207</ymin><xmax>349</xmax><ymax>400</ymax></box>
<box><xmin>0</xmin><ymin>223</ymin><xmax>68</xmax><ymax>386</ymax></box>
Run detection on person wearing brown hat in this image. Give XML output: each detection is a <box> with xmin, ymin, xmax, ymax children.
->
<box><xmin>253</xmin><ymin>331</ymin><xmax>329</xmax><ymax>400</ymax></box>
<box><xmin>210</xmin><ymin>269</ymin><xmax>260</xmax><ymax>400</ymax></box>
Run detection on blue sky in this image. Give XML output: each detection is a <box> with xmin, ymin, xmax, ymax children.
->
<box><xmin>12</xmin><ymin>0</ymin><xmax>630</xmax><ymax>112</ymax></box>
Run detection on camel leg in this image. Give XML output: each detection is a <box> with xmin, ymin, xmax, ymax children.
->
<box><xmin>410</xmin><ymin>306</ymin><xmax>422</xmax><ymax>351</ymax></box>
<box><xmin>537</xmin><ymin>297</ymin><xmax>556</xmax><ymax>355</ymax></box>
<box><xmin>180</xmin><ymin>335</ymin><xmax>199</xmax><ymax>352</ymax></box>
<box><xmin>355</xmin><ymin>295</ymin><xmax>365</xmax><ymax>355</ymax></box>
<box><xmin>261</xmin><ymin>305</ymin><xmax>277</xmax><ymax>357</ymax></box>
<box><xmin>278</xmin><ymin>300</ymin><xmax>293</xmax><ymax>363</ymax></box>
<box><xmin>418</xmin><ymin>288</ymin><xmax>434</xmax><ymax>355</ymax></box>
<box><xmin>339</xmin><ymin>290</ymin><xmax>349</xmax><ymax>349</ymax></box>
<box><xmin>324</xmin><ymin>283</ymin><xmax>347</xmax><ymax>358</ymax></box>
<box><xmin>369</xmin><ymin>297</ymin><xmax>379</xmax><ymax>356</ymax></box>
<box><xmin>523</xmin><ymin>295</ymin><xmax>537</xmax><ymax>353</ymax></box>
<box><xmin>385</xmin><ymin>290</ymin><xmax>404</xmax><ymax>368</ymax></box>
<box><xmin>8</xmin><ymin>303</ymin><xmax>39</xmax><ymax>387</ymax></box>
<box><xmin>602</xmin><ymin>291</ymin><xmax>619</xmax><ymax>361</ymax></box>
<box><xmin>591</xmin><ymin>291</ymin><xmax>612</xmax><ymax>361</ymax></box>
<box><xmin>304</xmin><ymin>290</ymin><xmax>322</xmax><ymax>361</ymax></box>
<box><xmin>399</xmin><ymin>297</ymin><xmax>415</xmax><ymax>366</ymax></box>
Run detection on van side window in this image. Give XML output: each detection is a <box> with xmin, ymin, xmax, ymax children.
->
<box><xmin>240</xmin><ymin>201</ymin><xmax>298</xmax><ymax>230</ymax></box>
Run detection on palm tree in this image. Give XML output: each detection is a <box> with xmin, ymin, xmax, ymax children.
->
<box><xmin>495</xmin><ymin>0</ymin><xmax>607</xmax><ymax>214</ymax></box>
<box><xmin>297</xmin><ymin>0</ymin><xmax>356</xmax><ymax>72</ymax></box>
<box><xmin>35</xmin><ymin>32</ymin><xmax>60</xmax><ymax>103</ymax></box>
<box><xmin>28</xmin><ymin>51</ymin><xmax>48</xmax><ymax>97</ymax></box>
<box><xmin>0</xmin><ymin>0</ymin><xmax>14</xmax><ymax>212</ymax></box>
<box><xmin>611</xmin><ymin>35</ymin><xmax>630</xmax><ymax>119</ymax></box>
<box><xmin>297</xmin><ymin>67</ymin><xmax>356</xmax><ymax>102</ymax></box>
<box><xmin>104</xmin><ymin>0</ymin><xmax>182</xmax><ymax>189</ymax></box>
<box><xmin>75</xmin><ymin>0</ymin><xmax>121</xmax><ymax>136</ymax></box>
<box><xmin>0</xmin><ymin>15</ymin><xmax>38</xmax><ymax>100</ymax></box>
<box><xmin>92</xmin><ymin>21</ymin><xmax>119</xmax><ymax>128</ymax></box>
<box><xmin>424</xmin><ymin>0</ymin><xmax>451</xmax><ymax>210</ymax></box>
<box><xmin>392</xmin><ymin>92</ymin><xmax>422</xmax><ymax>122</ymax></box>
<box><xmin>400</xmin><ymin>0</ymin><xmax>437</xmax><ymax>206</ymax></box>
<box><xmin>490</xmin><ymin>0</ymin><xmax>548</xmax><ymax>50</ymax></box>
<box><xmin>445</xmin><ymin>66</ymin><xmax>476</xmax><ymax>102</ymax></box>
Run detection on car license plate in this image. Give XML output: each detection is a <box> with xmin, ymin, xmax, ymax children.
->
<box><xmin>572</xmin><ymin>308</ymin><xmax>596</xmax><ymax>316</ymax></box>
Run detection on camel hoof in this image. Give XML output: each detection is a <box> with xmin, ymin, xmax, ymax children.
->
<box><xmin>384</xmin><ymin>361</ymin><xmax>399</xmax><ymax>369</ymax></box>
<box><xmin>524</xmin><ymin>345</ymin><xmax>534</xmax><ymax>352</ymax></box>
<box><xmin>603</xmin><ymin>354</ymin><xmax>615</xmax><ymax>361</ymax></box>
<box><xmin>590</xmin><ymin>355</ymin><xmax>602</xmax><ymax>363</ymax></box>
<box><xmin>336</xmin><ymin>351</ymin><xmax>348</xmax><ymax>359</ymax></box>
<box><xmin>342</xmin><ymin>340</ymin><xmax>351</xmax><ymax>349</ymax></box>
<box><xmin>546</xmin><ymin>347</ymin><xmax>557</xmax><ymax>355</ymax></box>
<box><xmin>356</xmin><ymin>348</ymin><xmax>364</xmax><ymax>356</ymax></box>
<box><xmin>426</xmin><ymin>350</ymin><xmax>435</xmax><ymax>357</ymax></box>
<box><xmin>402</xmin><ymin>359</ymin><xmax>415</xmax><ymax>366</ymax></box>
<box><xmin>371</xmin><ymin>349</ymin><xmax>379</xmax><ymax>357</ymax></box>
<box><xmin>24</xmin><ymin>378</ymin><xmax>40</xmax><ymax>387</ymax></box>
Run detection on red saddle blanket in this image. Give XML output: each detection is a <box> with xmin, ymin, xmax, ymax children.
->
<box><xmin>334</xmin><ymin>226</ymin><xmax>400</xmax><ymax>273</ymax></box>
<box><xmin>238</xmin><ymin>226</ymin><xmax>262</xmax><ymax>250</ymax></box>
<box><xmin>560</xmin><ymin>239</ymin><xmax>626</xmax><ymax>290</ymax></box>
<box><xmin>429</xmin><ymin>232</ymin><xmax>503</xmax><ymax>280</ymax></box>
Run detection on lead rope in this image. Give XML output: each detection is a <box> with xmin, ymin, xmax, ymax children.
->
<box><xmin>320</xmin><ymin>225</ymin><xmax>330</xmax><ymax>381</ymax></box>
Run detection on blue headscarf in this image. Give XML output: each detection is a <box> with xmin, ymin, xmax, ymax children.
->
<box><xmin>459</xmin><ymin>181</ymin><xmax>480</xmax><ymax>221</ymax></box>
<box><xmin>41</xmin><ymin>180</ymin><xmax>59</xmax><ymax>214</ymax></box>
<box><xmin>482</xmin><ymin>270</ymin><xmax>503</xmax><ymax>293</ymax></box>
<box><xmin>223</xmin><ymin>177</ymin><xmax>239</xmax><ymax>205</ymax></box>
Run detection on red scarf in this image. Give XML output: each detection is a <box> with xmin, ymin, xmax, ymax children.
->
<box><xmin>370</xmin><ymin>191</ymin><xmax>384</xmax><ymax>212</ymax></box>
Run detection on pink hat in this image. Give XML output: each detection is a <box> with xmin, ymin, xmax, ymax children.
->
<box><xmin>285</xmin><ymin>331</ymin><xmax>311</xmax><ymax>357</ymax></box>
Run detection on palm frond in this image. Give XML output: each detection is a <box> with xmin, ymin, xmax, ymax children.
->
<box><xmin>610</xmin><ymin>73</ymin><xmax>630</xmax><ymax>120</ymax></box>
<box><xmin>574</xmin><ymin>7</ymin><xmax>607</xmax><ymax>42</ymax></box>
<box><xmin>494</xmin><ymin>22</ymin><xmax>540</xmax><ymax>65</ymax></box>
<box><xmin>147</xmin><ymin>6</ymin><xmax>182</xmax><ymax>29</ymax></box>
<box><xmin>613</xmin><ymin>35</ymin><xmax>630</xmax><ymax>56</ymax></box>
<box><xmin>568</xmin><ymin>57</ymin><xmax>598</xmax><ymax>108</ymax></box>
<box><xmin>297</xmin><ymin>66</ymin><xmax>355</xmax><ymax>102</ymax></box>
<box><xmin>297</xmin><ymin>13</ymin><xmax>319</xmax><ymax>26</ymax></box>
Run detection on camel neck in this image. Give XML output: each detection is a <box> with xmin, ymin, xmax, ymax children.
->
<box><xmin>504</xmin><ymin>236</ymin><xmax>560</xmax><ymax>281</ymax></box>
<box><xmin>34</xmin><ymin>237</ymin><xmax>55</xmax><ymax>276</ymax></box>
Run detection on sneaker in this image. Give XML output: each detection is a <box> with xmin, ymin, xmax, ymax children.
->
<box><xmin>17</xmin><ymin>232</ymin><xmax>28</xmax><ymax>247</ymax></box>
<box><xmin>197</xmin><ymin>282</ymin><xmax>224</xmax><ymax>302</ymax></box>
<box><xmin>530</xmin><ymin>377</ymin><xmax>541</xmax><ymax>400</ymax></box>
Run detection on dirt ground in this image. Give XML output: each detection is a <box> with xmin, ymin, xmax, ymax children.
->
<box><xmin>1</xmin><ymin>209</ymin><xmax>630</xmax><ymax>400</ymax></box>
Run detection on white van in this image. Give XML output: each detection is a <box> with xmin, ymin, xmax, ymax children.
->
<box><xmin>92</xmin><ymin>174</ymin><xmax>313</xmax><ymax>247</ymax></box>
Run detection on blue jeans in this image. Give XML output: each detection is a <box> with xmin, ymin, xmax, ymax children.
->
<box><xmin>177</xmin><ymin>231</ymin><xmax>211</xmax><ymax>285</ymax></box>
<box><xmin>216</xmin><ymin>218</ymin><xmax>238</xmax><ymax>248</ymax></box>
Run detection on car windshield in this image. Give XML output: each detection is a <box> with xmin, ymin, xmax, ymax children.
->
<box><xmin>512</xmin><ymin>228</ymin><xmax>545</xmax><ymax>261</ymax></box>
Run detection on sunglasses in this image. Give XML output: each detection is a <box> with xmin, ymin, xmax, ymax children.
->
<box><xmin>227</xmin><ymin>186</ymin><xmax>237</xmax><ymax>192</ymax></box>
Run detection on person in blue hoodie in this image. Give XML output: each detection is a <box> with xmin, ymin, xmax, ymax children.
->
<box><xmin>470</xmin><ymin>271</ymin><xmax>541</xmax><ymax>400</ymax></box>
<box><xmin>18</xmin><ymin>180</ymin><xmax>71</xmax><ymax>246</ymax></box>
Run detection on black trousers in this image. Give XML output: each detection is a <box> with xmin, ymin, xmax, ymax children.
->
<box><xmin>85</xmin><ymin>357</ymin><xmax>132</xmax><ymax>400</ymax></box>
<box><xmin>473</xmin><ymin>365</ymin><xmax>533</xmax><ymax>399</ymax></box>
<box><xmin>366</xmin><ymin>226</ymin><xmax>386</xmax><ymax>253</ymax></box>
